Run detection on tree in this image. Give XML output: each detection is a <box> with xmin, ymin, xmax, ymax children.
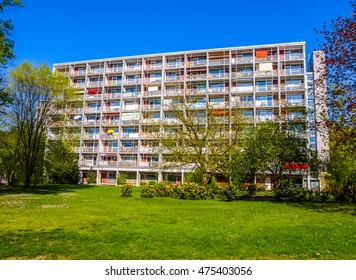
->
<box><xmin>232</xmin><ymin>119</ymin><xmax>319</xmax><ymax>192</ymax></box>
<box><xmin>156</xmin><ymin>96</ymin><xmax>245</xmax><ymax>185</ymax></box>
<box><xmin>4</xmin><ymin>62</ymin><xmax>76</xmax><ymax>187</ymax></box>
<box><xmin>0</xmin><ymin>0</ymin><xmax>23</xmax><ymax>111</ymax></box>
<box><xmin>316</xmin><ymin>0</ymin><xmax>356</xmax><ymax>201</ymax></box>
<box><xmin>45</xmin><ymin>140</ymin><xmax>80</xmax><ymax>184</ymax></box>
<box><xmin>0</xmin><ymin>129</ymin><xmax>18</xmax><ymax>185</ymax></box>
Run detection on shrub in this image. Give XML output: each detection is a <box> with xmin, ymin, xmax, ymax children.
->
<box><xmin>174</xmin><ymin>182</ymin><xmax>213</xmax><ymax>200</ymax></box>
<box><xmin>120</xmin><ymin>184</ymin><xmax>133</xmax><ymax>197</ymax></box>
<box><xmin>140</xmin><ymin>182</ymin><xmax>156</xmax><ymax>198</ymax></box>
<box><xmin>184</xmin><ymin>169</ymin><xmax>203</xmax><ymax>185</ymax></box>
<box><xmin>207</xmin><ymin>176</ymin><xmax>219</xmax><ymax>194</ymax></box>
<box><xmin>219</xmin><ymin>182</ymin><xmax>240</xmax><ymax>201</ymax></box>
<box><xmin>155</xmin><ymin>181</ymin><xmax>174</xmax><ymax>197</ymax></box>
<box><xmin>87</xmin><ymin>170</ymin><xmax>96</xmax><ymax>185</ymax></box>
<box><xmin>247</xmin><ymin>183</ymin><xmax>257</xmax><ymax>196</ymax></box>
<box><xmin>117</xmin><ymin>173</ymin><xmax>128</xmax><ymax>185</ymax></box>
<box><xmin>274</xmin><ymin>179</ymin><xmax>307</xmax><ymax>202</ymax></box>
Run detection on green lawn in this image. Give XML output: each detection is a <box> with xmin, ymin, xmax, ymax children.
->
<box><xmin>0</xmin><ymin>184</ymin><xmax>355</xmax><ymax>260</ymax></box>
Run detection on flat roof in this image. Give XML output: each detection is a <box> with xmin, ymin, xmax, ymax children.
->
<box><xmin>53</xmin><ymin>41</ymin><xmax>306</xmax><ymax>66</ymax></box>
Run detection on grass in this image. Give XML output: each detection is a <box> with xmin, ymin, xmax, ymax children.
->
<box><xmin>0</xmin><ymin>184</ymin><xmax>355</xmax><ymax>260</ymax></box>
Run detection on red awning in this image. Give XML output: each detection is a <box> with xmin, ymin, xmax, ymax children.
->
<box><xmin>88</xmin><ymin>89</ymin><xmax>98</xmax><ymax>94</ymax></box>
<box><xmin>256</xmin><ymin>50</ymin><xmax>269</xmax><ymax>58</ymax></box>
<box><xmin>284</xmin><ymin>163</ymin><xmax>308</xmax><ymax>170</ymax></box>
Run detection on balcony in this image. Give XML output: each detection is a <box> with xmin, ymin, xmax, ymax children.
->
<box><xmin>101</xmin><ymin>134</ymin><xmax>118</xmax><ymax>140</ymax></box>
<box><xmin>88</xmin><ymin>69</ymin><xmax>104</xmax><ymax>75</ymax></box>
<box><xmin>144</xmin><ymin>78</ymin><xmax>162</xmax><ymax>84</ymax></box>
<box><xmin>234</xmin><ymin>57</ymin><xmax>253</xmax><ymax>64</ymax></box>
<box><xmin>106</xmin><ymin>67</ymin><xmax>123</xmax><ymax>73</ymax></box>
<box><xmin>121</xmin><ymin>119</ymin><xmax>139</xmax><ymax>126</ymax></box>
<box><xmin>126</xmin><ymin>65</ymin><xmax>142</xmax><ymax>72</ymax></box>
<box><xmin>119</xmin><ymin>147</ymin><xmax>138</xmax><ymax>153</ymax></box>
<box><xmin>81</xmin><ymin>147</ymin><xmax>99</xmax><ymax>153</ymax></box>
<box><xmin>121</xmin><ymin>132</ymin><xmax>139</xmax><ymax>139</ymax></box>
<box><xmin>118</xmin><ymin>161</ymin><xmax>137</xmax><ymax>168</ymax></box>
<box><xmin>87</xmin><ymin>82</ymin><xmax>103</xmax><ymax>88</ymax></box>
<box><xmin>165</xmin><ymin>76</ymin><xmax>182</xmax><ymax>82</ymax></box>
<box><xmin>281</xmin><ymin>53</ymin><xmax>304</xmax><ymax>61</ymax></box>
<box><xmin>144</xmin><ymin>90</ymin><xmax>161</xmax><ymax>97</ymax></box>
<box><xmin>83</xmin><ymin>120</ymin><xmax>100</xmax><ymax>126</ymax></box>
<box><xmin>138</xmin><ymin>162</ymin><xmax>160</xmax><ymax>168</ymax></box>
<box><xmin>122</xmin><ymin>105</ymin><xmax>140</xmax><ymax>111</ymax></box>
<box><xmin>81</xmin><ymin>160</ymin><xmax>97</xmax><ymax>167</ymax></box>
<box><xmin>232</xmin><ymin>71</ymin><xmax>253</xmax><ymax>79</ymax></box>
<box><xmin>140</xmin><ymin>147</ymin><xmax>159</xmax><ymax>153</ymax></box>
<box><xmin>104</xmin><ymin>93</ymin><xmax>121</xmax><ymax>100</ymax></box>
<box><xmin>73</xmin><ymin>83</ymin><xmax>85</xmax><ymax>88</ymax></box>
<box><xmin>207</xmin><ymin>87</ymin><xmax>228</xmax><ymax>94</ymax></box>
<box><xmin>122</xmin><ymin>92</ymin><xmax>139</xmax><ymax>99</ymax></box>
<box><xmin>186</xmin><ymin>74</ymin><xmax>207</xmax><ymax>80</ymax></box>
<box><xmin>209</xmin><ymin>58</ymin><xmax>229</xmax><ymax>66</ymax></box>
<box><xmin>103</xmin><ymin>106</ymin><xmax>120</xmax><ymax>113</ymax></box>
<box><xmin>232</xmin><ymin>86</ymin><xmax>254</xmax><ymax>93</ymax></box>
<box><xmin>98</xmin><ymin>161</ymin><xmax>117</xmax><ymax>167</ymax></box>
<box><xmin>124</xmin><ymin>79</ymin><xmax>141</xmax><ymax>85</ymax></box>
<box><xmin>142</xmin><ymin>104</ymin><xmax>161</xmax><ymax>111</ymax></box>
<box><xmin>255</xmin><ymin>70</ymin><xmax>278</xmax><ymax>77</ymax></box>
<box><xmin>280</xmin><ymin>84</ymin><xmax>305</xmax><ymax>91</ymax></box>
<box><xmin>165</xmin><ymin>90</ymin><xmax>182</xmax><ymax>96</ymax></box>
<box><xmin>141</xmin><ymin>118</ymin><xmax>161</xmax><ymax>124</ymax></box>
<box><xmin>209</xmin><ymin>101</ymin><xmax>228</xmax><ymax>109</ymax></box>
<box><xmin>280</xmin><ymin>69</ymin><xmax>304</xmax><ymax>75</ymax></box>
<box><xmin>209</xmin><ymin>73</ymin><xmax>229</xmax><ymax>79</ymax></box>
<box><xmin>105</xmin><ymin>80</ymin><xmax>122</xmax><ymax>86</ymax></box>
<box><xmin>82</xmin><ymin>134</ymin><xmax>99</xmax><ymax>140</ymax></box>
<box><xmin>255</xmin><ymin>55</ymin><xmax>277</xmax><ymax>62</ymax></box>
<box><xmin>166</xmin><ymin>62</ymin><xmax>183</xmax><ymax>69</ymax></box>
<box><xmin>84</xmin><ymin>94</ymin><xmax>102</xmax><ymax>100</ymax></box>
<box><xmin>102</xmin><ymin>119</ymin><xmax>120</xmax><ymax>126</ymax></box>
<box><xmin>186</xmin><ymin>89</ymin><xmax>206</xmax><ymax>95</ymax></box>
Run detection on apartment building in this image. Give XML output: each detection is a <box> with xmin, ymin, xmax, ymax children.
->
<box><xmin>51</xmin><ymin>42</ymin><xmax>324</xmax><ymax>187</ymax></box>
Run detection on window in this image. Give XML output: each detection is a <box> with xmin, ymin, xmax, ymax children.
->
<box><xmin>210</xmin><ymin>83</ymin><xmax>224</xmax><ymax>92</ymax></box>
<box><xmin>256</xmin><ymin>95</ymin><xmax>272</xmax><ymax>106</ymax></box>
<box><xmin>286</xmin><ymin>94</ymin><xmax>303</xmax><ymax>105</ymax></box>
<box><xmin>78</xmin><ymin>67</ymin><xmax>86</xmax><ymax>75</ymax></box>
<box><xmin>108</xmin><ymin>171</ymin><xmax>116</xmax><ymax>181</ymax></box>
<box><xmin>257</xmin><ymin>110</ymin><xmax>273</xmax><ymax>120</ymax></box>
<box><xmin>193</xmin><ymin>57</ymin><xmax>206</xmax><ymax>66</ymax></box>
<box><xmin>286</xmin><ymin>64</ymin><xmax>302</xmax><ymax>75</ymax></box>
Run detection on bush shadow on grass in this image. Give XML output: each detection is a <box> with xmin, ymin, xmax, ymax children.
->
<box><xmin>0</xmin><ymin>184</ymin><xmax>98</xmax><ymax>196</ymax></box>
<box><xmin>285</xmin><ymin>201</ymin><xmax>356</xmax><ymax>216</ymax></box>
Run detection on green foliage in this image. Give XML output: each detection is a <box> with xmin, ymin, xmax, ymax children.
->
<box><xmin>154</xmin><ymin>181</ymin><xmax>174</xmax><ymax>197</ymax></box>
<box><xmin>247</xmin><ymin>184</ymin><xmax>257</xmax><ymax>196</ymax></box>
<box><xmin>219</xmin><ymin>182</ymin><xmax>242</xmax><ymax>201</ymax></box>
<box><xmin>116</xmin><ymin>173</ymin><xmax>128</xmax><ymax>185</ymax></box>
<box><xmin>120</xmin><ymin>184</ymin><xmax>133</xmax><ymax>197</ymax></box>
<box><xmin>274</xmin><ymin>179</ymin><xmax>308</xmax><ymax>202</ymax></box>
<box><xmin>326</xmin><ymin>128</ymin><xmax>356</xmax><ymax>203</ymax></box>
<box><xmin>45</xmin><ymin>140</ymin><xmax>80</xmax><ymax>184</ymax></box>
<box><xmin>184</xmin><ymin>169</ymin><xmax>203</xmax><ymax>185</ymax></box>
<box><xmin>207</xmin><ymin>176</ymin><xmax>219</xmax><ymax>194</ymax></box>
<box><xmin>174</xmin><ymin>182</ymin><xmax>213</xmax><ymax>200</ymax></box>
<box><xmin>140</xmin><ymin>182</ymin><xmax>156</xmax><ymax>198</ymax></box>
<box><xmin>87</xmin><ymin>170</ymin><xmax>96</xmax><ymax>185</ymax></box>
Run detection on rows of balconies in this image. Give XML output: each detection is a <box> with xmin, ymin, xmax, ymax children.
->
<box><xmin>67</xmin><ymin>53</ymin><xmax>304</xmax><ymax>77</ymax></box>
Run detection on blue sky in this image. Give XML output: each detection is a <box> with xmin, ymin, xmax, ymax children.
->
<box><xmin>8</xmin><ymin>0</ymin><xmax>353</xmax><ymax>68</ymax></box>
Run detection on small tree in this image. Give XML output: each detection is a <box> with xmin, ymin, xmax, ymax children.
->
<box><xmin>45</xmin><ymin>140</ymin><xmax>80</xmax><ymax>184</ymax></box>
<box><xmin>116</xmin><ymin>172</ymin><xmax>128</xmax><ymax>185</ymax></box>
<box><xmin>87</xmin><ymin>170</ymin><xmax>96</xmax><ymax>185</ymax></box>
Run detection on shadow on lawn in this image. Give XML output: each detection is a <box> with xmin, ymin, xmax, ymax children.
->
<box><xmin>287</xmin><ymin>201</ymin><xmax>356</xmax><ymax>216</ymax></box>
<box><xmin>0</xmin><ymin>184</ymin><xmax>97</xmax><ymax>196</ymax></box>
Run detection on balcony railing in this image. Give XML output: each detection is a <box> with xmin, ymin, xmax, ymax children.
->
<box><xmin>144</xmin><ymin>90</ymin><xmax>161</xmax><ymax>97</ymax></box>
<box><xmin>231</xmin><ymin>86</ymin><xmax>254</xmax><ymax>93</ymax></box>
<box><xmin>255</xmin><ymin>70</ymin><xmax>278</xmax><ymax>77</ymax></box>
<box><xmin>88</xmin><ymin>69</ymin><xmax>104</xmax><ymax>75</ymax></box>
<box><xmin>98</xmin><ymin>161</ymin><xmax>117</xmax><ymax>167</ymax></box>
<box><xmin>280</xmin><ymin>69</ymin><xmax>304</xmax><ymax>75</ymax></box>
<box><xmin>82</xmin><ymin>134</ymin><xmax>99</xmax><ymax>140</ymax></box>
<box><xmin>209</xmin><ymin>73</ymin><xmax>229</xmax><ymax>79</ymax></box>
<box><xmin>105</xmin><ymin>80</ymin><xmax>122</xmax><ymax>86</ymax></box>
<box><xmin>102</xmin><ymin>120</ymin><xmax>120</xmax><ymax>126</ymax></box>
<box><xmin>117</xmin><ymin>162</ymin><xmax>137</xmax><ymax>168</ymax></box>
<box><xmin>207</xmin><ymin>87</ymin><xmax>229</xmax><ymax>94</ymax></box>
<box><xmin>255</xmin><ymin>55</ymin><xmax>277</xmax><ymax>62</ymax></box>
<box><xmin>124</xmin><ymin>79</ymin><xmax>141</xmax><ymax>85</ymax></box>
<box><xmin>281</xmin><ymin>54</ymin><xmax>304</xmax><ymax>60</ymax></box>
<box><xmin>280</xmin><ymin>84</ymin><xmax>305</xmax><ymax>91</ymax></box>
<box><xmin>81</xmin><ymin>160</ymin><xmax>97</xmax><ymax>166</ymax></box>
<box><xmin>106</xmin><ymin>67</ymin><xmax>123</xmax><ymax>73</ymax></box>
<box><xmin>121</xmin><ymin>132</ymin><xmax>139</xmax><ymax>139</ymax></box>
<box><xmin>142</xmin><ymin>105</ymin><xmax>161</xmax><ymax>111</ymax></box>
<box><xmin>138</xmin><ymin>162</ymin><xmax>159</xmax><ymax>168</ymax></box>
<box><xmin>234</xmin><ymin>57</ymin><xmax>253</xmax><ymax>64</ymax></box>
<box><xmin>87</xmin><ymin>82</ymin><xmax>103</xmax><ymax>88</ymax></box>
<box><xmin>119</xmin><ymin>147</ymin><xmax>138</xmax><ymax>153</ymax></box>
<box><xmin>232</xmin><ymin>71</ymin><xmax>253</xmax><ymax>78</ymax></box>
<box><xmin>104</xmin><ymin>93</ymin><xmax>121</xmax><ymax>99</ymax></box>
<box><xmin>103</xmin><ymin>106</ymin><xmax>120</xmax><ymax>112</ymax></box>
<box><xmin>81</xmin><ymin>147</ymin><xmax>99</xmax><ymax>153</ymax></box>
<box><xmin>126</xmin><ymin>65</ymin><xmax>142</xmax><ymax>71</ymax></box>
<box><xmin>121</xmin><ymin>119</ymin><xmax>139</xmax><ymax>125</ymax></box>
<box><xmin>122</xmin><ymin>92</ymin><xmax>139</xmax><ymax>98</ymax></box>
<box><xmin>186</xmin><ymin>74</ymin><xmax>207</xmax><ymax>80</ymax></box>
<box><xmin>84</xmin><ymin>94</ymin><xmax>102</xmax><ymax>100</ymax></box>
<box><xmin>165</xmin><ymin>76</ymin><xmax>182</xmax><ymax>82</ymax></box>
<box><xmin>140</xmin><ymin>147</ymin><xmax>159</xmax><ymax>153</ymax></box>
<box><xmin>209</xmin><ymin>58</ymin><xmax>229</xmax><ymax>65</ymax></box>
